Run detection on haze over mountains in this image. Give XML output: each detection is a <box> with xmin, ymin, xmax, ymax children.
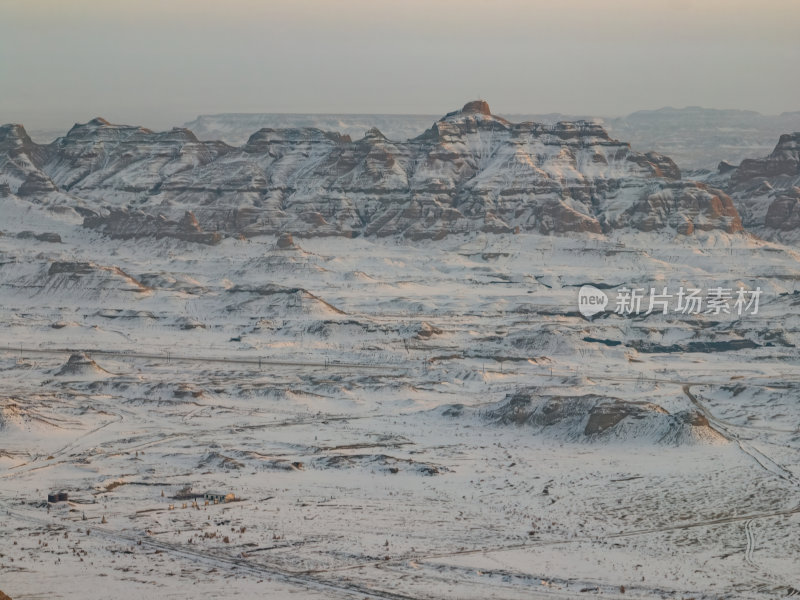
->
<box><xmin>23</xmin><ymin>105</ymin><xmax>800</xmax><ymax>175</ymax></box>
<box><xmin>605</xmin><ymin>107</ymin><xmax>800</xmax><ymax>172</ymax></box>
<box><xmin>182</xmin><ymin>106</ymin><xmax>800</xmax><ymax>172</ymax></box>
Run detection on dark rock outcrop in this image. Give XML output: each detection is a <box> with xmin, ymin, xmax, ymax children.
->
<box><xmin>708</xmin><ymin>132</ymin><xmax>800</xmax><ymax>240</ymax></box>
<box><xmin>0</xmin><ymin>124</ymin><xmax>54</xmax><ymax>195</ymax></box>
<box><xmin>734</xmin><ymin>133</ymin><xmax>800</xmax><ymax>184</ymax></box>
<box><xmin>83</xmin><ymin>209</ymin><xmax>222</xmax><ymax>245</ymax></box>
<box><xmin>764</xmin><ymin>188</ymin><xmax>800</xmax><ymax>231</ymax></box>
<box><xmin>275</xmin><ymin>232</ymin><xmax>297</xmax><ymax>249</ymax></box>
<box><xmin>16</xmin><ymin>231</ymin><xmax>62</xmax><ymax>243</ymax></box>
<box><xmin>477</xmin><ymin>391</ymin><xmax>727</xmax><ymax>445</ymax></box>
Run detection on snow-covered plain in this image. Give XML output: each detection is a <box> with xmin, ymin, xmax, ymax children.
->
<box><xmin>1</xmin><ymin>199</ymin><xmax>799</xmax><ymax>599</ymax></box>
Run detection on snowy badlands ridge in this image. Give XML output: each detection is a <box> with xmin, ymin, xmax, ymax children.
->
<box><xmin>2</xmin><ymin>100</ymin><xmax>798</xmax><ymax>245</ymax></box>
<box><xmin>0</xmin><ymin>101</ymin><xmax>799</xmax><ymax>599</ymax></box>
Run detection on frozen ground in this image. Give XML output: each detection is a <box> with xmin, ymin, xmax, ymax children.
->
<box><xmin>1</xmin><ymin>203</ymin><xmax>799</xmax><ymax>599</ymax></box>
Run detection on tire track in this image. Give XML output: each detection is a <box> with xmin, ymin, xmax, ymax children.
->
<box><xmin>0</xmin><ymin>345</ymin><xmax>407</xmax><ymax>373</ymax></box>
<box><xmin>682</xmin><ymin>385</ymin><xmax>800</xmax><ymax>486</ymax></box>
<box><xmin>3</xmin><ymin>507</ymin><xmax>430</xmax><ymax>600</ymax></box>
<box><xmin>299</xmin><ymin>504</ymin><xmax>800</xmax><ymax>575</ymax></box>
<box><xmin>744</xmin><ymin>518</ymin><xmax>756</xmax><ymax>567</ymax></box>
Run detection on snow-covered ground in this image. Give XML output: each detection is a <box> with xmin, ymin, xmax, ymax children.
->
<box><xmin>1</xmin><ymin>201</ymin><xmax>799</xmax><ymax>599</ymax></box>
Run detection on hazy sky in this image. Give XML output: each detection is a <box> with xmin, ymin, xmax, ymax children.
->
<box><xmin>2</xmin><ymin>0</ymin><xmax>799</xmax><ymax>131</ymax></box>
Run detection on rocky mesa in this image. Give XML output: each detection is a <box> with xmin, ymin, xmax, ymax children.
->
<box><xmin>0</xmin><ymin>102</ymin><xmax>743</xmax><ymax>242</ymax></box>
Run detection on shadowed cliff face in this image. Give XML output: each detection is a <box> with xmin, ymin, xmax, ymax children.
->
<box><xmin>0</xmin><ymin>101</ymin><xmax>743</xmax><ymax>242</ymax></box>
<box><xmin>733</xmin><ymin>133</ymin><xmax>800</xmax><ymax>184</ymax></box>
<box><xmin>705</xmin><ymin>132</ymin><xmax>800</xmax><ymax>242</ymax></box>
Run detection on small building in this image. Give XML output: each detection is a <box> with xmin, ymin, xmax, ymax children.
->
<box><xmin>203</xmin><ymin>491</ymin><xmax>235</xmax><ymax>504</ymax></box>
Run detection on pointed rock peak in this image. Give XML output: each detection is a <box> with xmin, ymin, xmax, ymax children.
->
<box><xmin>0</xmin><ymin>123</ymin><xmax>32</xmax><ymax>144</ymax></box>
<box><xmin>65</xmin><ymin>118</ymin><xmax>154</xmax><ymax>139</ymax></box>
<box><xmin>363</xmin><ymin>127</ymin><xmax>386</xmax><ymax>140</ymax></box>
<box><xmin>66</xmin><ymin>117</ymin><xmax>111</xmax><ymax>137</ymax></box>
<box><xmin>773</xmin><ymin>132</ymin><xmax>800</xmax><ymax>154</ymax></box>
<box><xmin>161</xmin><ymin>127</ymin><xmax>199</xmax><ymax>142</ymax></box>
<box><xmin>55</xmin><ymin>352</ymin><xmax>111</xmax><ymax>377</ymax></box>
<box><xmin>179</xmin><ymin>211</ymin><xmax>201</xmax><ymax>232</ymax></box>
<box><xmin>461</xmin><ymin>100</ymin><xmax>491</xmax><ymax>115</ymax></box>
<box><xmin>0</xmin><ymin>123</ymin><xmax>27</xmax><ymax>134</ymax></box>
